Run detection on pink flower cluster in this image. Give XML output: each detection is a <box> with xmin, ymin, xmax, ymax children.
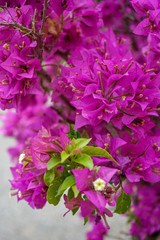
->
<box><xmin>0</xmin><ymin>0</ymin><xmax>160</xmax><ymax>240</ymax></box>
<box><xmin>125</xmin><ymin>182</ymin><xmax>160</xmax><ymax>240</ymax></box>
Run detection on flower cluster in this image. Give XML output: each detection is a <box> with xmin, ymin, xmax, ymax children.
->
<box><xmin>10</xmin><ymin>127</ymin><xmax>68</xmax><ymax>208</ymax></box>
<box><xmin>0</xmin><ymin>4</ymin><xmax>43</xmax><ymax>109</ymax></box>
<box><xmin>0</xmin><ymin>0</ymin><xmax>160</xmax><ymax>240</ymax></box>
<box><xmin>125</xmin><ymin>182</ymin><xmax>160</xmax><ymax>240</ymax></box>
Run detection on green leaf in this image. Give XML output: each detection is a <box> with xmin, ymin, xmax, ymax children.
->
<box><xmin>120</xmin><ymin>175</ymin><xmax>126</xmax><ymax>182</ymax></box>
<box><xmin>127</xmin><ymin>211</ymin><xmax>135</xmax><ymax>224</ymax></box>
<box><xmin>82</xmin><ymin>146</ymin><xmax>119</xmax><ymax>165</ymax></box>
<box><xmin>72</xmin><ymin>185</ymin><xmax>79</xmax><ymax>198</ymax></box>
<box><xmin>47</xmin><ymin>177</ymin><xmax>64</xmax><ymax>205</ymax></box>
<box><xmin>114</xmin><ymin>188</ymin><xmax>131</xmax><ymax>214</ymax></box>
<box><xmin>71</xmin><ymin>207</ymin><xmax>79</xmax><ymax>215</ymax></box>
<box><xmin>57</xmin><ymin>175</ymin><xmax>75</xmax><ymax>196</ymax></box>
<box><xmin>74</xmin><ymin>138</ymin><xmax>92</xmax><ymax>149</ymax></box>
<box><xmin>23</xmin><ymin>161</ymin><xmax>29</xmax><ymax>167</ymax></box>
<box><xmin>61</xmin><ymin>151</ymin><xmax>70</xmax><ymax>162</ymax></box>
<box><xmin>72</xmin><ymin>154</ymin><xmax>93</xmax><ymax>170</ymax></box>
<box><xmin>47</xmin><ymin>155</ymin><xmax>61</xmax><ymax>170</ymax></box>
<box><xmin>84</xmin><ymin>216</ymin><xmax>88</xmax><ymax>225</ymax></box>
<box><xmin>67</xmin><ymin>124</ymin><xmax>81</xmax><ymax>139</ymax></box>
<box><xmin>67</xmin><ymin>187</ymin><xmax>74</xmax><ymax>201</ymax></box>
<box><xmin>44</xmin><ymin>169</ymin><xmax>55</xmax><ymax>186</ymax></box>
<box><xmin>81</xmin><ymin>130</ymin><xmax>89</xmax><ymax>139</ymax></box>
<box><xmin>90</xmin><ymin>210</ymin><xmax>96</xmax><ymax>215</ymax></box>
<box><xmin>83</xmin><ymin>195</ymin><xmax>89</xmax><ymax>201</ymax></box>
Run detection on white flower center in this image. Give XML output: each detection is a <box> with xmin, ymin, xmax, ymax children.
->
<box><xmin>93</xmin><ymin>178</ymin><xmax>106</xmax><ymax>191</ymax></box>
<box><xmin>18</xmin><ymin>191</ymin><xmax>22</xmax><ymax>198</ymax></box>
<box><xmin>19</xmin><ymin>153</ymin><xmax>25</xmax><ymax>164</ymax></box>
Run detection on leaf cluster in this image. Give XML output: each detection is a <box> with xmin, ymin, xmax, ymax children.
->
<box><xmin>44</xmin><ymin>128</ymin><xmax>118</xmax><ymax>212</ymax></box>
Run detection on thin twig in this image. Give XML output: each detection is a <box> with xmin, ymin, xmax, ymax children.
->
<box><xmin>51</xmin><ymin>106</ymin><xmax>74</xmax><ymax>124</ymax></box>
<box><xmin>32</xmin><ymin>8</ymin><xmax>37</xmax><ymax>33</ymax></box>
<box><xmin>22</xmin><ymin>30</ymin><xmax>33</xmax><ymax>37</ymax></box>
<box><xmin>60</xmin><ymin>95</ymin><xmax>75</xmax><ymax>110</ymax></box>
<box><xmin>37</xmin><ymin>69</ymin><xmax>52</xmax><ymax>82</ymax></box>
<box><xmin>4</xmin><ymin>3</ymin><xmax>16</xmax><ymax>23</ymax></box>
<box><xmin>0</xmin><ymin>22</ymin><xmax>31</xmax><ymax>32</ymax></box>
<box><xmin>39</xmin><ymin>0</ymin><xmax>48</xmax><ymax>36</ymax></box>
<box><xmin>37</xmin><ymin>0</ymin><xmax>48</xmax><ymax>61</ymax></box>
<box><xmin>0</xmin><ymin>5</ymin><xmax>39</xmax><ymax>41</ymax></box>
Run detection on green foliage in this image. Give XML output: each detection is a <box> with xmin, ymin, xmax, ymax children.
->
<box><xmin>72</xmin><ymin>184</ymin><xmax>79</xmax><ymax>198</ymax></box>
<box><xmin>23</xmin><ymin>161</ymin><xmax>29</xmax><ymax>167</ymax></box>
<box><xmin>44</xmin><ymin>169</ymin><xmax>55</xmax><ymax>186</ymax></box>
<box><xmin>84</xmin><ymin>216</ymin><xmax>88</xmax><ymax>225</ymax></box>
<box><xmin>45</xmin><ymin>129</ymin><xmax>117</xmax><ymax>220</ymax></box>
<box><xmin>47</xmin><ymin>177</ymin><xmax>64</xmax><ymax>205</ymax></box>
<box><xmin>120</xmin><ymin>175</ymin><xmax>126</xmax><ymax>182</ymax></box>
<box><xmin>47</xmin><ymin>155</ymin><xmax>61</xmax><ymax>170</ymax></box>
<box><xmin>81</xmin><ymin>130</ymin><xmax>89</xmax><ymax>139</ymax></box>
<box><xmin>67</xmin><ymin>124</ymin><xmax>81</xmax><ymax>139</ymax></box>
<box><xmin>115</xmin><ymin>188</ymin><xmax>131</xmax><ymax>214</ymax></box>
<box><xmin>65</xmin><ymin>138</ymin><xmax>91</xmax><ymax>154</ymax></box>
<box><xmin>127</xmin><ymin>211</ymin><xmax>136</xmax><ymax>224</ymax></box>
<box><xmin>72</xmin><ymin>154</ymin><xmax>93</xmax><ymax>170</ymax></box>
<box><xmin>57</xmin><ymin>175</ymin><xmax>75</xmax><ymax>196</ymax></box>
<box><xmin>71</xmin><ymin>207</ymin><xmax>79</xmax><ymax>215</ymax></box>
<box><xmin>61</xmin><ymin>151</ymin><xmax>70</xmax><ymax>162</ymax></box>
<box><xmin>67</xmin><ymin>187</ymin><xmax>74</xmax><ymax>201</ymax></box>
<box><xmin>73</xmin><ymin>138</ymin><xmax>92</xmax><ymax>149</ymax></box>
<box><xmin>82</xmin><ymin>146</ymin><xmax>119</xmax><ymax>165</ymax></box>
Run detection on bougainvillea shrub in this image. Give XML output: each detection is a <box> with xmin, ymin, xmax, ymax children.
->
<box><xmin>0</xmin><ymin>0</ymin><xmax>160</xmax><ymax>239</ymax></box>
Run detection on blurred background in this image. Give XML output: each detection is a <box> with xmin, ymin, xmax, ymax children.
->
<box><xmin>0</xmin><ymin>133</ymin><xmax>131</xmax><ymax>240</ymax></box>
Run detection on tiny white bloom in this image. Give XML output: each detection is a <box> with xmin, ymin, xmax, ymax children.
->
<box><xmin>93</xmin><ymin>178</ymin><xmax>106</xmax><ymax>191</ymax></box>
<box><xmin>19</xmin><ymin>153</ymin><xmax>25</xmax><ymax>164</ymax></box>
<box><xmin>18</xmin><ymin>191</ymin><xmax>22</xmax><ymax>198</ymax></box>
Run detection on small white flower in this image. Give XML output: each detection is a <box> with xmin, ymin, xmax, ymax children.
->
<box><xmin>18</xmin><ymin>191</ymin><xmax>22</xmax><ymax>198</ymax></box>
<box><xmin>19</xmin><ymin>153</ymin><xmax>25</xmax><ymax>164</ymax></box>
<box><xmin>93</xmin><ymin>178</ymin><xmax>106</xmax><ymax>191</ymax></box>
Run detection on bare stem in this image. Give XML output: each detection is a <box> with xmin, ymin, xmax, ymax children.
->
<box><xmin>0</xmin><ymin>22</ymin><xmax>34</xmax><ymax>36</ymax></box>
<box><xmin>4</xmin><ymin>3</ymin><xmax>16</xmax><ymax>23</ymax></box>
<box><xmin>37</xmin><ymin>0</ymin><xmax>48</xmax><ymax>61</ymax></box>
<box><xmin>39</xmin><ymin>0</ymin><xmax>48</xmax><ymax>36</ymax></box>
<box><xmin>0</xmin><ymin>4</ymin><xmax>35</xmax><ymax>38</ymax></box>
<box><xmin>32</xmin><ymin>8</ymin><xmax>37</xmax><ymax>33</ymax></box>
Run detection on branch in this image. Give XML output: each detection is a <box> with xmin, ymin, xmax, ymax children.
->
<box><xmin>0</xmin><ymin>20</ymin><xmax>36</xmax><ymax>40</ymax></box>
<box><xmin>39</xmin><ymin>0</ymin><xmax>48</xmax><ymax>36</ymax></box>
<box><xmin>0</xmin><ymin>22</ymin><xmax>33</xmax><ymax>34</ymax></box>
<box><xmin>0</xmin><ymin>3</ymin><xmax>48</xmax><ymax>62</ymax></box>
<box><xmin>60</xmin><ymin>95</ymin><xmax>75</xmax><ymax>111</ymax></box>
<box><xmin>51</xmin><ymin>106</ymin><xmax>75</xmax><ymax>124</ymax></box>
<box><xmin>32</xmin><ymin>8</ymin><xmax>37</xmax><ymax>33</ymax></box>
<box><xmin>37</xmin><ymin>69</ymin><xmax>52</xmax><ymax>82</ymax></box>
<box><xmin>4</xmin><ymin>3</ymin><xmax>16</xmax><ymax>23</ymax></box>
<box><xmin>0</xmin><ymin>4</ymin><xmax>35</xmax><ymax>38</ymax></box>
